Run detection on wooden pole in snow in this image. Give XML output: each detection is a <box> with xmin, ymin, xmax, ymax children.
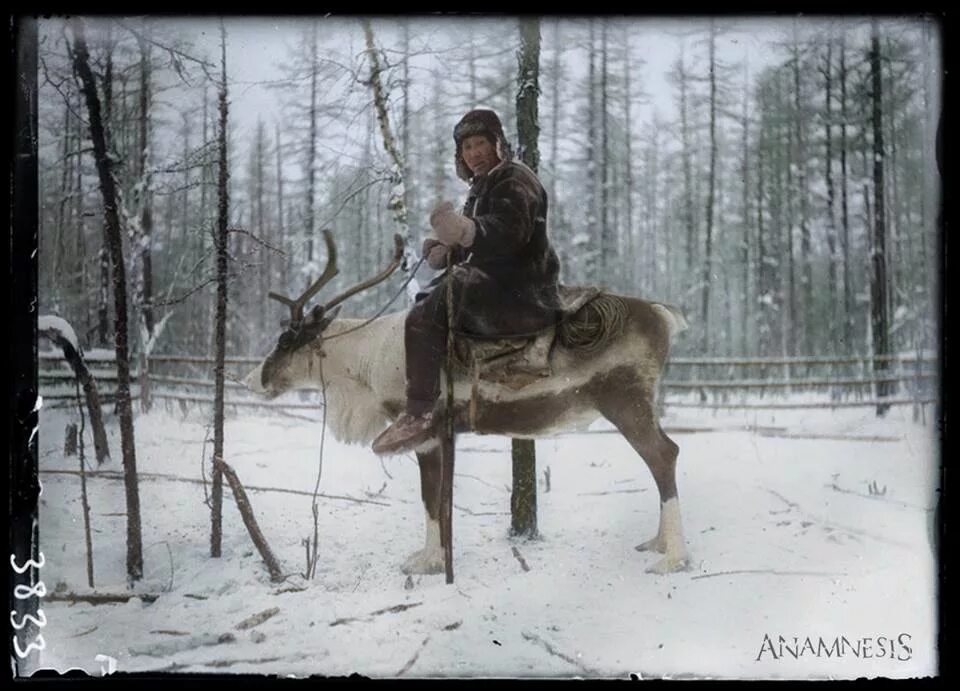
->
<box><xmin>440</xmin><ymin>254</ymin><xmax>456</xmax><ymax>584</ymax></box>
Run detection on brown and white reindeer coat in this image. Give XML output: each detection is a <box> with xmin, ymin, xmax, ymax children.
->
<box><xmin>244</xmin><ymin>237</ymin><xmax>690</xmax><ymax>576</ymax></box>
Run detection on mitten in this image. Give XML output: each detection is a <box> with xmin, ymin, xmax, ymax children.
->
<box><xmin>430</xmin><ymin>200</ymin><xmax>476</xmax><ymax>247</ymax></box>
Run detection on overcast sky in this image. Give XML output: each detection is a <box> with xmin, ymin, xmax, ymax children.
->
<box><xmin>39</xmin><ymin>15</ymin><xmax>939</xmax><ymax>182</ymax></box>
<box><xmin>177</xmin><ymin>16</ymin><xmax>788</xmax><ymax>136</ymax></box>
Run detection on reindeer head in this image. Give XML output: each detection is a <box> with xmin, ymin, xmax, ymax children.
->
<box><xmin>244</xmin><ymin>230</ymin><xmax>405</xmax><ymax>398</ymax></box>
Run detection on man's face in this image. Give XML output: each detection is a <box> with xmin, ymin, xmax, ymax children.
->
<box><xmin>461</xmin><ymin>134</ymin><xmax>499</xmax><ymax>177</ymax></box>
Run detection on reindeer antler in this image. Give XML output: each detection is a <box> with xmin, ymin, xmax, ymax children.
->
<box><xmin>268</xmin><ymin>231</ymin><xmax>405</xmax><ymax>327</ymax></box>
<box><xmin>321</xmin><ymin>233</ymin><xmax>405</xmax><ymax>313</ymax></box>
<box><xmin>268</xmin><ymin>229</ymin><xmax>339</xmax><ymax>325</ymax></box>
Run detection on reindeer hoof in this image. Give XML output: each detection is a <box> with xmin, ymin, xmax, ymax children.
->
<box><xmin>401</xmin><ymin>549</ymin><xmax>444</xmax><ymax>575</ymax></box>
<box><xmin>635</xmin><ymin>536</ymin><xmax>667</xmax><ymax>554</ymax></box>
<box><xmin>645</xmin><ymin>553</ymin><xmax>690</xmax><ymax>575</ymax></box>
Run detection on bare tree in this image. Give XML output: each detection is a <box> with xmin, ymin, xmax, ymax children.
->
<box><xmin>305</xmin><ymin>23</ymin><xmax>319</xmax><ymax>273</ymax></box>
<box><xmin>869</xmin><ymin>22</ymin><xmax>892</xmax><ymax>415</ymax></box>
<box><xmin>210</xmin><ymin>22</ymin><xmax>230</xmax><ymax>558</ymax></box>
<box><xmin>599</xmin><ymin>20</ymin><xmax>614</xmax><ymax>287</ymax></box>
<box><xmin>70</xmin><ymin>16</ymin><xmax>144</xmax><ymax>582</ymax></box>
<box><xmin>738</xmin><ymin>62</ymin><xmax>752</xmax><ymax>354</ymax></box>
<box><xmin>511</xmin><ymin>16</ymin><xmax>541</xmax><ymax>540</ymax></box>
<box><xmin>820</xmin><ymin>38</ymin><xmax>841</xmax><ymax>352</ymax></box>
<box><xmin>96</xmin><ymin>24</ymin><xmax>116</xmax><ymax>348</ymax></box>
<box><xmin>838</xmin><ymin>31</ymin><xmax>854</xmax><ymax>351</ymax></box>
<box><xmin>700</xmin><ymin>21</ymin><xmax>718</xmax><ymax>352</ymax></box>
<box><xmin>790</xmin><ymin>26</ymin><xmax>813</xmax><ymax>355</ymax></box>
<box><xmin>669</xmin><ymin>50</ymin><xmax>697</xmax><ymax>293</ymax></box>
<box><xmin>276</xmin><ymin>121</ymin><xmax>288</xmax><ymax>291</ymax></box>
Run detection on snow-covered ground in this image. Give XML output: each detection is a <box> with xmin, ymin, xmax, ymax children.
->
<box><xmin>30</xmin><ymin>401</ymin><xmax>939</xmax><ymax>679</ymax></box>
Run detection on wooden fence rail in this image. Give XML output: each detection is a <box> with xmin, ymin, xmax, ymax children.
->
<box><xmin>39</xmin><ymin>351</ymin><xmax>938</xmax><ymax>413</ymax></box>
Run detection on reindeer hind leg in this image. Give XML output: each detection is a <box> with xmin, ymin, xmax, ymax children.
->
<box><xmin>597</xmin><ymin>390</ymin><xmax>689</xmax><ymax>574</ymax></box>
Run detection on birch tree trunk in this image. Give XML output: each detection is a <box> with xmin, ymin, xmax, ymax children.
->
<box><xmin>362</xmin><ymin>19</ymin><xmax>414</xmax><ymax>274</ymax></box>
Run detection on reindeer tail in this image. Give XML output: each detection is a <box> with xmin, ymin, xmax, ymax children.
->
<box><xmin>651</xmin><ymin>303</ymin><xmax>689</xmax><ymax>341</ymax></box>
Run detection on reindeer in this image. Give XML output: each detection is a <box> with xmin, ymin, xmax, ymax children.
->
<box><xmin>244</xmin><ymin>232</ymin><xmax>691</xmax><ymax>575</ymax></box>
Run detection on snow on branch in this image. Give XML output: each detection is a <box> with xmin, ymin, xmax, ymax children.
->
<box><xmin>39</xmin><ymin>315</ymin><xmax>80</xmax><ymax>352</ymax></box>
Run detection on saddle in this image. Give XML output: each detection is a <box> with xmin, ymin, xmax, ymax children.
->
<box><xmin>452</xmin><ymin>285</ymin><xmax>601</xmax><ymax>390</ymax></box>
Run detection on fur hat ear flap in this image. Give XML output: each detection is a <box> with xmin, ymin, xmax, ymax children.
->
<box><xmin>454</xmin><ymin>150</ymin><xmax>473</xmax><ymax>181</ymax></box>
<box><xmin>495</xmin><ymin>138</ymin><xmax>512</xmax><ymax>164</ymax></box>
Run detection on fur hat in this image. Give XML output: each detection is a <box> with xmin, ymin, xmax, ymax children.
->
<box><xmin>453</xmin><ymin>109</ymin><xmax>513</xmax><ymax>181</ymax></box>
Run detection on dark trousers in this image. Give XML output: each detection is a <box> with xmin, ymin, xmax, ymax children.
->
<box><xmin>404</xmin><ymin>266</ymin><xmax>556</xmax><ymax>417</ymax></box>
<box><xmin>404</xmin><ymin>288</ymin><xmax>448</xmax><ymax>416</ymax></box>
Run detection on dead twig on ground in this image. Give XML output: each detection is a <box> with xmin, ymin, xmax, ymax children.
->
<box><xmin>235</xmin><ymin>607</ymin><xmax>280</xmax><ymax>630</ymax></box>
<box><xmin>397</xmin><ymin>636</ymin><xmax>431</xmax><ymax>676</ymax></box>
<box><xmin>691</xmin><ymin>569</ymin><xmax>847</xmax><ymax>580</ymax></box>
<box><xmin>521</xmin><ymin>630</ymin><xmax>596</xmax><ymax>674</ymax></box>
<box><xmin>46</xmin><ymin>592</ymin><xmax>159</xmax><ymax>605</ymax></box>
<box><xmin>511</xmin><ymin>545</ymin><xmax>531</xmax><ymax>572</ymax></box>
<box><xmin>40</xmin><ymin>469</ymin><xmax>390</xmax><ymax>507</ymax></box>
<box><xmin>329</xmin><ymin>601</ymin><xmax>423</xmax><ymax>627</ymax></box>
<box><xmin>576</xmin><ymin>488</ymin><xmax>649</xmax><ymax>497</ymax></box>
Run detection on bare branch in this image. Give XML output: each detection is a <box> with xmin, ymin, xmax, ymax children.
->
<box><xmin>226</xmin><ymin>227</ymin><xmax>286</xmax><ymax>256</ymax></box>
<box><xmin>114</xmin><ymin>19</ymin><xmax>217</xmax><ymax>82</ymax></box>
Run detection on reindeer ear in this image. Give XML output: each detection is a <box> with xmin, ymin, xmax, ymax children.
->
<box><xmin>308</xmin><ymin>304</ymin><xmax>325</xmax><ymax>322</ymax></box>
<box><xmin>317</xmin><ymin>304</ymin><xmax>342</xmax><ymax>332</ymax></box>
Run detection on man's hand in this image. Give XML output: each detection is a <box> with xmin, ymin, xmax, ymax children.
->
<box><xmin>430</xmin><ymin>200</ymin><xmax>476</xmax><ymax>248</ymax></box>
<box><xmin>421</xmin><ymin>237</ymin><xmax>450</xmax><ymax>270</ymax></box>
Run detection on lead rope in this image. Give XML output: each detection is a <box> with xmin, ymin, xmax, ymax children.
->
<box><xmin>321</xmin><ymin>255</ymin><xmax>427</xmax><ymax>341</ymax></box>
<box><xmin>304</xmin><ymin>253</ymin><xmax>424</xmax><ymax>581</ymax></box>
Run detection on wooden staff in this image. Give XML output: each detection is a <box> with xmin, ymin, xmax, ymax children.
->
<box><xmin>440</xmin><ymin>254</ymin><xmax>456</xmax><ymax>584</ymax></box>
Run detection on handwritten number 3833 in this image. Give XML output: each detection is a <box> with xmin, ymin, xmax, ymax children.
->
<box><xmin>10</xmin><ymin>553</ymin><xmax>47</xmax><ymax>660</ymax></box>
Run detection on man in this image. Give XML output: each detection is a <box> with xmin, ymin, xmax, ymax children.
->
<box><xmin>371</xmin><ymin>108</ymin><xmax>561</xmax><ymax>455</ymax></box>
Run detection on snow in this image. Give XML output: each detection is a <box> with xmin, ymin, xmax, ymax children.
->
<box><xmin>38</xmin><ymin>316</ymin><xmax>80</xmax><ymax>352</ymax></box>
<box><xmin>31</xmin><ymin>403</ymin><xmax>938</xmax><ymax>678</ymax></box>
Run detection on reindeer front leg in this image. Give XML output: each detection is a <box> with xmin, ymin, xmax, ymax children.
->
<box><xmin>402</xmin><ymin>440</ymin><xmax>445</xmax><ymax>575</ymax></box>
